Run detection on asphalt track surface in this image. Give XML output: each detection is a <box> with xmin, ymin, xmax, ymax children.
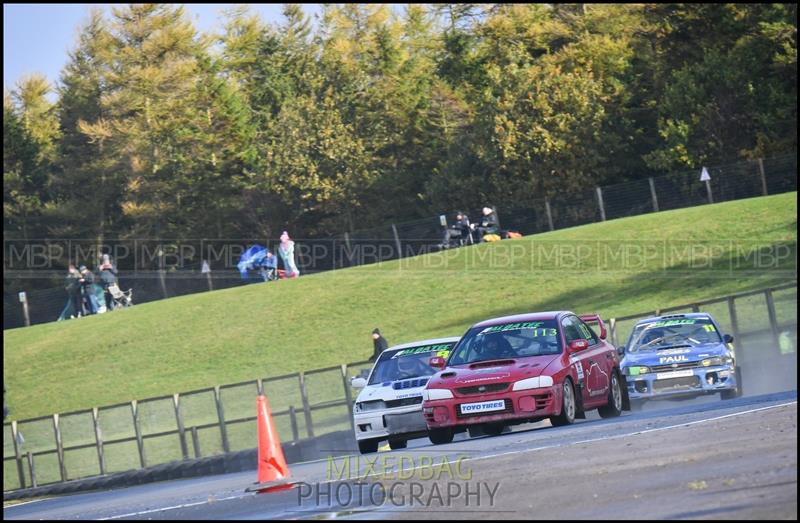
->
<box><xmin>5</xmin><ymin>390</ymin><xmax>797</xmax><ymax>520</ymax></box>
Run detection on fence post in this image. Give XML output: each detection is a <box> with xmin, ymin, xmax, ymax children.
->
<box><xmin>344</xmin><ymin>232</ymin><xmax>354</xmax><ymax>267</ymax></box>
<box><xmin>202</xmin><ymin>260</ymin><xmax>213</xmax><ymax>292</ymax></box>
<box><xmin>130</xmin><ymin>400</ymin><xmax>146</xmax><ymax>468</ymax></box>
<box><xmin>341</xmin><ymin>364</ymin><xmax>355</xmax><ymax>433</ymax></box>
<box><xmin>691</xmin><ymin>303</ymin><xmax>700</xmax><ymax>313</ymax></box>
<box><xmin>704</xmin><ymin>179</ymin><xmax>714</xmax><ymax>204</ymax></box>
<box><xmin>609</xmin><ymin>318</ymin><xmax>618</xmax><ymax>347</ymax></box>
<box><xmin>648</xmin><ymin>177</ymin><xmax>659</xmax><ymax>212</ymax></box>
<box><xmin>158</xmin><ymin>248</ymin><xmax>168</xmax><ymax>299</ymax></box>
<box><xmin>298</xmin><ymin>372</ymin><xmax>314</xmax><ymax>438</ymax></box>
<box><xmin>492</xmin><ymin>206</ymin><xmax>502</xmax><ymax>230</ymax></box>
<box><xmin>172</xmin><ymin>393</ymin><xmax>189</xmax><ymax>460</ymax></box>
<box><xmin>190</xmin><ymin>426</ymin><xmax>201</xmax><ymax>458</ymax></box>
<box><xmin>288</xmin><ymin>406</ymin><xmax>300</xmax><ymax>442</ymax></box>
<box><xmin>758</xmin><ymin>158</ymin><xmax>768</xmax><ymax>196</ymax></box>
<box><xmin>12</xmin><ymin>420</ymin><xmax>26</xmax><ymax>489</ymax></box>
<box><xmin>20</xmin><ymin>292</ymin><xmax>31</xmax><ymax>327</ymax></box>
<box><xmin>596</xmin><ymin>187</ymin><xmax>606</xmax><ymax>221</ymax></box>
<box><xmin>391</xmin><ymin>224</ymin><xmax>403</xmax><ymax>260</ymax></box>
<box><xmin>52</xmin><ymin>413</ymin><xmax>67</xmax><ymax>482</ymax></box>
<box><xmin>92</xmin><ymin>407</ymin><xmax>106</xmax><ymax>475</ymax></box>
<box><xmin>727</xmin><ymin>296</ymin><xmax>741</xmax><ymax>344</ymax></box>
<box><xmin>26</xmin><ymin>451</ymin><xmax>37</xmax><ymax>488</ymax></box>
<box><xmin>213</xmin><ymin>386</ymin><xmax>230</xmax><ymax>453</ymax></box>
<box><xmin>545</xmin><ymin>199</ymin><xmax>554</xmax><ymax>231</ymax></box>
<box><xmin>764</xmin><ymin>289</ymin><xmax>781</xmax><ymax>348</ymax></box>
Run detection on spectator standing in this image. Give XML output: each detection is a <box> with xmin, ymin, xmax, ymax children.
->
<box><xmin>278</xmin><ymin>231</ymin><xmax>300</xmax><ymax>278</ymax></box>
<box><xmin>64</xmin><ymin>264</ymin><xmax>83</xmax><ymax>318</ymax></box>
<box><xmin>98</xmin><ymin>254</ymin><xmax>118</xmax><ymax>311</ymax></box>
<box><xmin>79</xmin><ymin>265</ymin><xmax>99</xmax><ymax>315</ymax></box>
<box><xmin>370</xmin><ymin>328</ymin><xmax>389</xmax><ymax>362</ymax></box>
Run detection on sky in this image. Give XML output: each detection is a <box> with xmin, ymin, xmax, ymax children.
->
<box><xmin>3</xmin><ymin>3</ymin><xmax>323</xmax><ymax>96</ymax></box>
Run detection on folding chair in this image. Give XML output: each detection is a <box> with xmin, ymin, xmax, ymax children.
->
<box><xmin>107</xmin><ymin>283</ymin><xmax>134</xmax><ymax>307</ymax></box>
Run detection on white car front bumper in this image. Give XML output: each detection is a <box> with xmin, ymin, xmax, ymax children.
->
<box><xmin>353</xmin><ymin>404</ymin><xmax>428</xmax><ymax>442</ymax></box>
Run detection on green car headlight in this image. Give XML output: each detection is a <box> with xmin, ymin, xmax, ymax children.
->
<box><xmin>625</xmin><ymin>366</ymin><xmax>649</xmax><ymax>376</ymax></box>
<box><xmin>702</xmin><ymin>357</ymin><xmax>725</xmax><ymax>367</ymax></box>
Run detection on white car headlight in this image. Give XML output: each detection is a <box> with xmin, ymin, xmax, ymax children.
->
<box><xmin>512</xmin><ymin>375</ymin><xmax>554</xmax><ymax>391</ymax></box>
<box><xmin>423</xmin><ymin>388</ymin><xmax>454</xmax><ymax>400</ymax></box>
<box><xmin>355</xmin><ymin>400</ymin><xmax>385</xmax><ymax>412</ymax></box>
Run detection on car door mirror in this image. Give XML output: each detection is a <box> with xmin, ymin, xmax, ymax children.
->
<box><xmin>723</xmin><ymin>334</ymin><xmax>734</xmax><ymax>344</ymax></box>
<box><xmin>617</xmin><ymin>346</ymin><xmax>625</xmax><ymax>357</ymax></box>
<box><xmin>350</xmin><ymin>377</ymin><xmax>367</xmax><ymax>389</ymax></box>
<box><xmin>429</xmin><ymin>356</ymin><xmax>446</xmax><ymax>370</ymax></box>
<box><xmin>568</xmin><ymin>339</ymin><xmax>590</xmax><ymax>354</ymax></box>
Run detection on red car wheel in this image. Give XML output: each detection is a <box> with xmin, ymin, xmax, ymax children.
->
<box><xmin>550</xmin><ymin>379</ymin><xmax>576</xmax><ymax>427</ymax></box>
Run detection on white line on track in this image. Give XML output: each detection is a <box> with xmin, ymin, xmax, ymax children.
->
<box><xmin>98</xmin><ymin>494</ymin><xmax>247</xmax><ymax>520</ymax></box>
<box><xmin>467</xmin><ymin>400</ymin><xmax>797</xmax><ymax>464</ymax></box>
<box><xmin>96</xmin><ymin>400</ymin><xmax>796</xmax><ymax>520</ymax></box>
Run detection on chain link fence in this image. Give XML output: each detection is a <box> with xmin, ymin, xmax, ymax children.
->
<box><xmin>3</xmin><ymin>153</ymin><xmax>796</xmax><ymax>330</ymax></box>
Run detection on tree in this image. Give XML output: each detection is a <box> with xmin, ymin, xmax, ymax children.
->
<box><xmin>78</xmin><ymin>4</ymin><xmax>212</xmax><ymax>238</ymax></box>
<box><xmin>4</xmin><ymin>75</ymin><xmax>60</xmax><ymax>239</ymax></box>
<box><xmin>52</xmin><ymin>9</ymin><xmax>121</xmax><ymax>242</ymax></box>
<box><xmin>644</xmin><ymin>4</ymin><xmax>797</xmax><ymax>168</ymax></box>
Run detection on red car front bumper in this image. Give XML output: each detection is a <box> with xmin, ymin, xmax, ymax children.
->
<box><xmin>423</xmin><ymin>385</ymin><xmax>561</xmax><ymax>428</ymax></box>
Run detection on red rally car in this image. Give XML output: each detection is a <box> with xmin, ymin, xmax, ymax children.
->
<box><xmin>422</xmin><ymin>311</ymin><xmax>630</xmax><ymax>444</ymax></box>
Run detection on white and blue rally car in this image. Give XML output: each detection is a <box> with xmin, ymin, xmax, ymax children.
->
<box><xmin>620</xmin><ymin>313</ymin><xmax>742</xmax><ymax>407</ymax></box>
<box><xmin>350</xmin><ymin>337</ymin><xmax>459</xmax><ymax>454</ymax></box>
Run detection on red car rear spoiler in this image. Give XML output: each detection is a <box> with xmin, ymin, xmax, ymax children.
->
<box><xmin>579</xmin><ymin>314</ymin><xmax>607</xmax><ymax>340</ymax></box>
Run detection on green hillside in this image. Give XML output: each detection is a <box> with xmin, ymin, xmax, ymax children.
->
<box><xmin>4</xmin><ymin>193</ymin><xmax>797</xmax><ymax>418</ymax></box>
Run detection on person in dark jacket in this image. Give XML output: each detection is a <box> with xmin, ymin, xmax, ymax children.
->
<box><xmin>98</xmin><ymin>254</ymin><xmax>118</xmax><ymax>311</ymax></box>
<box><xmin>441</xmin><ymin>211</ymin><xmax>472</xmax><ymax>248</ymax></box>
<box><xmin>65</xmin><ymin>264</ymin><xmax>83</xmax><ymax>318</ymax></box>
<box><xmin>370</xmin><ymin>328</ymin><xmax>389</xmax><ymax>362</ymax></box>
<box><xmin>473</xmin><ymin>206</ymin><xmax>500</xmax><ymax>241</ymax></box>
<box><xmin>79</xmin><ymin>265</ymin><xmax>99</xmax><ymax>315</ymax></box>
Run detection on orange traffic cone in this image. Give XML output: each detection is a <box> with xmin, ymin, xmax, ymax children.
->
<box><xmin>246</xmin><ymin>395</ymin><xmax>295</xmax><ymax>493</ymax></box>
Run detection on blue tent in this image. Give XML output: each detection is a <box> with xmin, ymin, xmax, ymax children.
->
<box><xmin>237</xmin><ymin>245</ymin><xmax>277</xmax><ymax>280</ymax></box>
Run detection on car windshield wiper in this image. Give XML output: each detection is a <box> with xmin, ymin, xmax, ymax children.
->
<box><xmin>655</xmin><ymin>344</ymin><xmax>692</xmax><ymax>350</ymax></box>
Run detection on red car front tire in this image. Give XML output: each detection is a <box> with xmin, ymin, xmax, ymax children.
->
<box><xmin>429</xmin><ymin>427</ymin><xmax>454</xmax><ymax>445</ymax></box>
<box><xmin>550</xmin><ymin>379</ymin><xmax>576</xmax><ymax>427</ymax></box>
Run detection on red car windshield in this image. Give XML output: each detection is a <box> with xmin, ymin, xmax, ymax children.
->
<box><xmin>448</xmin><ymin>320</ymin><xmax>562</xmax><ymax>366</ymax></box>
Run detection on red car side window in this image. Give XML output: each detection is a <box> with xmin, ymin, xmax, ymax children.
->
<box><xmin>561</xmin><ymin>317</ymin><xmax>582</xmax><ymax>343</ymax></box>
<box><xmin>575</xmin><ymin>317</ymin><xmax>600</xmax><ymax>345</ymax></box>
